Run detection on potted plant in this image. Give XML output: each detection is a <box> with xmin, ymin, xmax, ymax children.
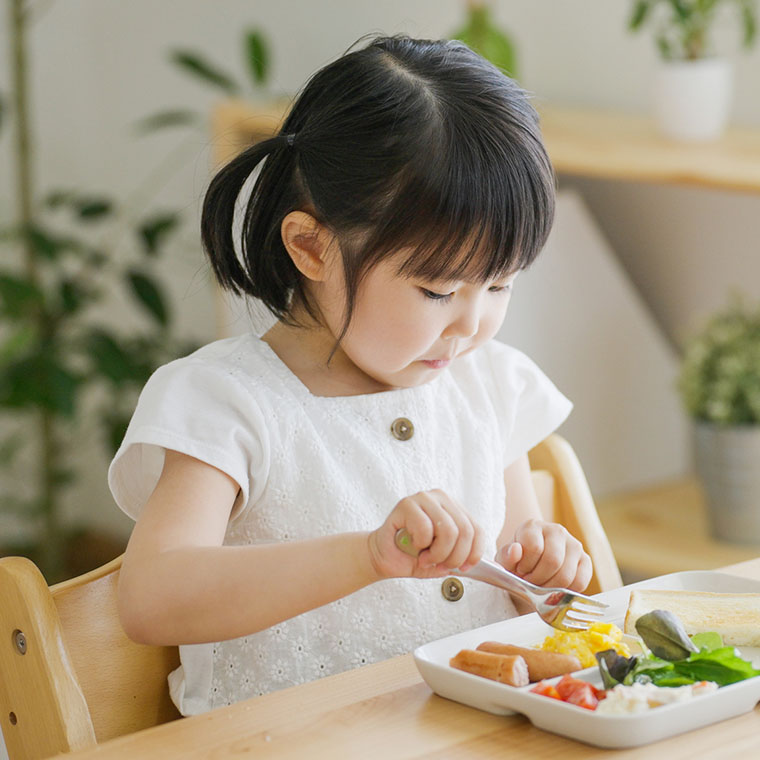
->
<box><xmin>0</xmin><ymin>6</ymin><xmax>272</xmax><ymax>582</ymax></box>
<box><xmin>678</xmin><ymin>298</ymin><xmax>760</xmax><ymax>543</ymax></box>
<box><xmin>628</xmin><ymin>0</ymin><xmax>758</xmax><ymax>141</ymax></box>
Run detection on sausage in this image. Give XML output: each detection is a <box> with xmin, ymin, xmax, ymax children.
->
<box><xmin>449</xmin><ymin>649</ymin><xmax>529</xmax><ymax>686</ymax></box>
<box><xmin>476</xmin><ymin>641</ymin><xmax>581</xmax><ymax>682</ymax></box>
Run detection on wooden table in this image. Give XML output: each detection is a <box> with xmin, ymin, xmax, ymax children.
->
<box><xmin>55</xmin><ymin>558</ymin><xmax>760</xmax><ymax>760</ymax></box>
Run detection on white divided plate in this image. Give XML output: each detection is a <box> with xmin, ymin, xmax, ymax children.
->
<box><xmin>413</xmin><ymin>571</ymin><xmax>760</xmax><ymax>748</ymax></box>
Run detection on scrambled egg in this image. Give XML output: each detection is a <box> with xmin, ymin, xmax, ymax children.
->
<box><xmin>540</xmin><ymin>621</ymin><xmax>630</xmax><ymax>668</ymax></box>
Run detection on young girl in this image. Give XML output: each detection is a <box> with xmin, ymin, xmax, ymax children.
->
<box><xmin>110</xmin><ymin>34</ymin><xmax>590</xmax><ymax>716</ymax></box>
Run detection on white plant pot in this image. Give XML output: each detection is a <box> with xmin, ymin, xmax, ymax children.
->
<box><xmin>694</xmin><ymin>422</ymin><xmax>760</xmax><ymax>544</ymax></box>
<box><xmin>654</xmin><ymin>58</ymin><xmax>733</xmax><ymax>142</ymax></box>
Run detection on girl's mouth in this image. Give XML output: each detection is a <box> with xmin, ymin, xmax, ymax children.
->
<box><xmin>421</xmin><ymin>358</ymin><xmax>451</xmax><ymax>369</ymax></box>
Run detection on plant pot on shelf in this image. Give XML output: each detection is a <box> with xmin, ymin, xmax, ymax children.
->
<box><xmin>654</xmin><ymin>58</ymin><xmax>733</xmax><ymax>142</ymax></box>
<box><xmin>694</xmin><ymin>422</ymin><xmax>760</xmax><ymax>544</ymax></box>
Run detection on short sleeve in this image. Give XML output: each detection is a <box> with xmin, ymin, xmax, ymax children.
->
<box><xmin>108</xmin><ymin>358</ymin><xmax>270</xmax><ymax>522</ymax></box>
<box><xmin>484</xmin><ymin>341</ymin><xmax>573</xmax><ymax>468</ymax></box>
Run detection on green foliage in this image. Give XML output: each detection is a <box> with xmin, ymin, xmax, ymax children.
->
<box><xmin>678</xmin><ymin>298</ymin><xmax>760</xmax><ymax>425</ymax></box>
<box><xmin>170</xmin><ymin>50</ymin><xmax>241</xmax><ymax>95</ymax></box>
<box><xmin>0</xmin><ymin>10</ymin><xmax>275</xmax><ymax>581</ymax></box>
<box><xmin>245</xmin><ymin>30</ymin><xmax>270</xmax><ymax>85</ymax></box>
<box><xmin>451</xmin><ymin>2</ymin><xmax>518</xmax><ymax>77</ymax></box>
<box><xmin>628</xmin><ymin>0</ymin><xmax>758</xmax><ymax>60</ymax></box>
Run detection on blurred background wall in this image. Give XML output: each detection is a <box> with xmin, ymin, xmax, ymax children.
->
<box><xmin>1</xmin><ymin>0</ymin><xmax>759</xmax><ymax>543</ymax></box>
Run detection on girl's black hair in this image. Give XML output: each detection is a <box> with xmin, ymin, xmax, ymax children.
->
<box><xmin>202</xmin><ymin>34</ymin><xmax>555</xmax><ymax>335</ymax></box>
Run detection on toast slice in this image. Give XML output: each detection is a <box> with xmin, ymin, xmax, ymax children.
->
<box><xmin>624</xmin><ymin>589</ymin><xmax>760</xmax><ymax>647</ymax></box>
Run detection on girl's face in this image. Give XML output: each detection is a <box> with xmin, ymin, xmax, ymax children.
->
<box><xmin>315</xmin><ymin>248</ymin><xmax>517</xmax><ymax>391</ymax></box>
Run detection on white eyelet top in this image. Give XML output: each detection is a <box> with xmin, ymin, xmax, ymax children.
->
<box><xmin>109</xmin><ymin>336</ymin><xmax>571</xmax><ymax>715</ymax></box>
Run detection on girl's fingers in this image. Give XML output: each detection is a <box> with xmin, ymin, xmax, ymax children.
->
<box><xmin>402</xmin><ymin>490</ymin><xmax>481</xmax><ymax>571</ymax></box>
<box><xmin>498</xmin><ymin>541</ymin><xmax>522</xmax><ymax>572</ymax></box>
<box><xmin>505</xmin><ymin>519</ymin><xmax>593</xmax><ymax>591</ymax></box>
<box><xmin>461</xmin><ymin>521</ymin><xmax>487</xmax><ymax>571</ymax></box>
<box><xmin>543</xmin><ymin>536</ymin><xmax>582</xmax><ymax>589</ymax></box>
<box><xmin>522</xmin><ymin>524</ymin><xmax>567</xmax><ymax>586</ymax></box>
<box><xmin>512</xmin><ymin>520</ymin><xmax>545</xmax><ymax>577</ymax></box>
<box><xmin>415</xmin><ymin>492</ymin><xmax>466</xmax><ymax>569</ymax></box>
<box><xmin>568</xmin><ymin>552</ymin><xmax>593</xmax><ymax>592</ymax></box>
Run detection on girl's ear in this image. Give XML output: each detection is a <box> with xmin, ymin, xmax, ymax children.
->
<box><xmin>280</xmin><ymin>211</ymin><xmax>336</xmax><ymax>282</ymax></box>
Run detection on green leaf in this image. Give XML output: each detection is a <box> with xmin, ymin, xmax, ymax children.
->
<box><xmin>76</xmin><ymin>198</ymin><xmax>112</xmax><ymax>220</ymax></box>
<box><xmin>170</xmin><ymin>50</ymin><xmax>240</xmax><ymax>94</ymax></box>
<box><xmin>691</xmin><ymin>631</ymin><xmax>723</xmax><ymax>652</ymax></box>
<box><xmin>24</xmin><ymin>223</ymin><xmax>68</xmax><ymax>260</ymax></box>
<box><xmin>133</xmin><ymin>109</ymin><xmax>199</xmax><ymax>135</ymax></box>
<box><xmin>669</xmin><ymin>646</ymin><xmax>760</xmax><ymax>686</ymax></box>
<box><xmin>0</xmin><ymin>325</ymin><xmax>38</xmax><ymax>363</ymax></box>
<box><xmin>126</xmin><ymin>270</ymin><xmax>169</xmax><ymax>326</ymax></box>
<box><xmin>741</xmin><ymin>0</ymin><xmax>757</xmax><ymax>48</ymax></box>
<box><xmin>59</xmin><ymin>278</ymin><xmax>90</xmax><ymax>315</ymax></box>
<box><xmin>245</xmin><ymin>30</ymin><xmax>270</xmax><ymax>86</ymax></box>
<box><xmin>629</xmin><ymin>1</ymin><xmax>652</xmax><ymax>30</ymax></box>
<box><xmin>452</xmin><ymin>4</ymin><xmax>518</xmax><ymax>76</ymax></box>
<box><xmin>45</xmin><ymin>189</ymin><xmax>77</xmax><ymax>209</ymax></box>
<box><xmin>0</xmin><ymin>273</ymin><xmax>44</xmax><ymax>318</ymax></box>
<box><xmin>86</xmin><ymin>329</ymin><xmax>137</xmax><ymax>385</ymax></box>
<box><xmin>0</xmin><ymin>352</ymin><xmax>81</xmax><ymax>417</ymax></box>
<box><xmin>138</xmin><ymin>213</ymin><xmax>180</xmax><ymax>256</ymax></box>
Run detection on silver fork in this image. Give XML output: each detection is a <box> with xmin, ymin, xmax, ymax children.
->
<box><xmin>394</xmin><ymin>528</ymin><xmax>608</xmax><ymax>632</ymax></box>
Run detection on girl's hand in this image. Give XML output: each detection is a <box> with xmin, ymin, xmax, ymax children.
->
<box><xmin>367</xmin><ymin>489</ymin><xmax>486</xmax><ymax>580</ymax></box>
<box><xmin>496</xmin><ymin>519</ymin><xmax>592</xmax><ymax>592</ymax></box>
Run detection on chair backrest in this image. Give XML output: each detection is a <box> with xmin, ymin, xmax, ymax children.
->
<box><xmin>0</xmin><ymin>554</ymin><xmax>180</xmax><ymax>760</ymax></box>
<box><xmin>528</xmin><ymin>433</ymin><xmax>623</xmax><ymax>594</ymax></box>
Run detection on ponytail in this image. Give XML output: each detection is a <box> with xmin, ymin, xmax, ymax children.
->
<box><xmin>201</xmin><ymin>132</ymin><xmax>303</xmax><ymax>319</ymax></box>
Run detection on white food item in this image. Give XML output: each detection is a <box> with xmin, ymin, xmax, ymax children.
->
<box><xmin>596</xmin><ymin>681</ymin><xmax>718</xmax><ymax>714</ymax></box>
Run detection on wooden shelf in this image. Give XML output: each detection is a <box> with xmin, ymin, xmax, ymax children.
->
<box><xmin>597</xmin><ymin>477</ymin><xmax>760</xmax><ymax>580</ymax></box>
<box><xmin>540</xmin><ymin>104</ymin><xmax>760</xmax><ymax>194</ymax></box>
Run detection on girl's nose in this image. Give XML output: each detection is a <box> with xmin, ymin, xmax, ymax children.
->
<box><xmin>443</xmin><ymin>307</ymin><xmax>479</xmax><ymax>340</ymax></box>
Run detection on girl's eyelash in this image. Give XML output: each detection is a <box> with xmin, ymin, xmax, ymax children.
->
<box><xmin>421</xmin><ymin>283</ymin><xmax>512</xmax><ymax>301</ymax></box>
<box><xmin>421</xmin><ymin>288</ymin><xmax>453</xmax><ymax>302</ymax></box>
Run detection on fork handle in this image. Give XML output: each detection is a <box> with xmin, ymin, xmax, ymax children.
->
<box><xmin>452</xmin><ymin>558</ymin><xmax>539</xmax><ymax>604</ymax></box>
<box><xmin>393</xmin><ymin>528</ymin><xmax>536</xmax><ymax>604</ymax></box>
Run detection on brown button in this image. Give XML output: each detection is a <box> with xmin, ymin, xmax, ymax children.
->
<box><xmin>441</xmin><ymin>577</ymin><xmax>464</xmax><ymax>602</ymax></box>
<box><xmin>390</xmin><ymin>417</ymin><xmax>414</xmax><ymax>441</ymax></box>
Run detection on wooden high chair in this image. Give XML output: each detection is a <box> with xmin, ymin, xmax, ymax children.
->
<box><xmin>0</xmin><ymin>554</ymin><xmax>180</xmax><ymax>760</ymax></box>
<box><xmin>527</xmin><ymin>434</ymin><xmax>622</xmax><ymax>594</ymax></box>
<box><xmin>0</xmin><ymin>433</ymin><xmax>620</xmax><ymax>760</ymax></box>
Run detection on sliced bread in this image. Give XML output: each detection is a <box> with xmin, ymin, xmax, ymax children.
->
<box><xmin>624</xmin><ymin>589</ymin><xmax>760</xmax><ymax>647</ymax></box>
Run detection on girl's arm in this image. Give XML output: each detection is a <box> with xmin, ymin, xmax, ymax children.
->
<box><xmin>118</xmin><ymin>449</ymin><xmax>484</xmax><ymax>646</ymax></box>
<box><xmin>495</xmin><ymin>454</ymin><xmax>592</xmax><ymax>592</ymax></box>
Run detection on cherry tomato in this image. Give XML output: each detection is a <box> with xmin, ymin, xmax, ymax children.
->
<box><xmin>565</xmin><ymin>683</ymin><xmax>599</xmax><ymax>710</ymax></box>
<box><xmin>529</xmin><ymin>681</ymin><xmax>561</xmax><ymax>699</ymax></box>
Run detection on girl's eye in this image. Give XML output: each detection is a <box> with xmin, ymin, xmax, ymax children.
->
<box><xmin>421</xmin><ymin>288</ymin><xmax>454</xmax><ymax>302</ymax></box>
<box><xmin>489</xmin><ymin>283</ymin><xmax>513</xmax><ymax>294</ymax></box>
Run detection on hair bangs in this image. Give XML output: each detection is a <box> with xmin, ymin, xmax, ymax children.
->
<box><xmin>356</xmin><ymin>119</ymin><xmax>555</xmax><ymax>287</ymax></box>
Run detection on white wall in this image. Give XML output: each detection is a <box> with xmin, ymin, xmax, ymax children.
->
<box><xmin>1</xmin><ymin>0</ymin><xmax>759</xmax><ymax>541</ymax></box>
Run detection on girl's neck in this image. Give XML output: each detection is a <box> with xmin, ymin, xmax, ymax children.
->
<box><xmin>262</xmin><ymin>320</ymin><xmax>393</xmax><ymax>398</ymax></box>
